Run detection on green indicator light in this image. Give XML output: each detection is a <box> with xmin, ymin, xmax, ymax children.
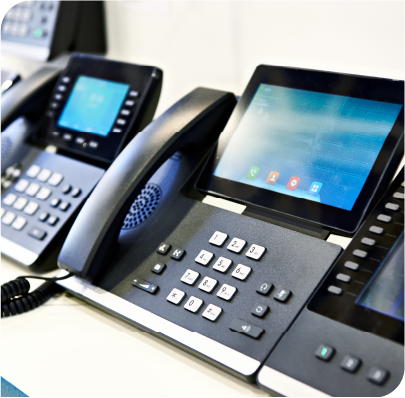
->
<box><xmin>33</xmin><ymin>29</ymin><xmax>43</xmax><ymax>38</ymax></box>
<box><xmin>321</xmin><ymin>348</ymin><xmax>328</xmax><ymax>356</ymax></box>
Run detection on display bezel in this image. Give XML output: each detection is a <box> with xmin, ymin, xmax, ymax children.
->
<box><xmin>197</xmin><ymin>65</ymin><xmax>404</xmax><ymax>234</ymax></box>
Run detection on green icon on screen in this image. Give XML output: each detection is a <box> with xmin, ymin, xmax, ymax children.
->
<box><xmin>321</xmin><ymin>347</ymin><xmax>328</xmax><ymax>356</ymax></box>
<box><xmin>247</xmin><ymin>166</ymin><xmax>260</xmax><ymax>180</ymax></box>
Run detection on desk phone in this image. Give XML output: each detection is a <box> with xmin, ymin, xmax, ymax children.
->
<box><xmin>57</xmin><ymin>64</ymin><xmax>403</xmax><ymax>395</ymax></box>
<box><xmin>2</xmin><ymin>1</ymin><xmax>106</xmax><ymax>61</ymax></box>
<box><xmin>1</xmin><ymin>52</ymin><xmax>163</xmax><ymax>270</ymax></box>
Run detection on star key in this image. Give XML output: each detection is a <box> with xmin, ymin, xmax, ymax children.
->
<box><xmin>167</xmin><ymin>288</ymin><xmax>185</xmax><ymax>305</ymax></box>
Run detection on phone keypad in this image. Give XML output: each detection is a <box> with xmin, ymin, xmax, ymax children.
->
<box><xmin>227</xmin><ymin>237</ymin><xmax>246</xmax><ymax>253</ymax></box>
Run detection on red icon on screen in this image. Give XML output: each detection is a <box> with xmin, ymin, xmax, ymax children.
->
<box><xmin>287</xmin><ymin>176</ymin><xmax>300</xmax><ymax>190</ymax></box>
<box><xmin>266</xmin><ymin>171</ymin><xmax>280</xmax><ymax>185</ymax></box>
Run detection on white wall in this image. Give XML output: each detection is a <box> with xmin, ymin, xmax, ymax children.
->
<box><xmin>103</xmin><ymin>1</ymin><xmax>404</xmax><ymax>117</ymax></box>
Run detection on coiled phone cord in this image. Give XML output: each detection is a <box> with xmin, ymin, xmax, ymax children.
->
<box><xmin>1</xmin><ymin>273</ymin><xmax>72</xmax><ymax>318</ymax></box>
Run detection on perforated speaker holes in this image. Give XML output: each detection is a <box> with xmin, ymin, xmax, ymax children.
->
<box><xmin>122</xmin><ymin>183</ymin><xmax>162</xmax><ymax>229</ymax></box>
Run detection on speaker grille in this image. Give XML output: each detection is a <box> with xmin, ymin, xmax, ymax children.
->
<box><xmin>122</xmin><ymin>183</ymin><xmax>162</xmax><ymax>229</ymax></box>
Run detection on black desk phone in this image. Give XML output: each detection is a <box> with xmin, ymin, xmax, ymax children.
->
<box><xmin>56</xmin><ymin>64</ymin><xmax>403</xmax><ymax>396</ymax></box>
<box><xmin>2</xmin><ymin>1</ymin><xmax>106</xmax><ymax>61</ymax></box>
<box><xmin>1</xmin><ymin>52</ymin><xmax>163</xmax><ymax>270</ymax></box>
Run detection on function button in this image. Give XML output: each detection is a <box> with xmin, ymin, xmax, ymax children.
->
<box><xmin>195</xmin><ymin>250</ymin><xmax>214</xmax><ymax>266</ymax></box>
<box><xmin>328</xmin><ymin>286</ymin><xmax>343</xmax><ymax>295</ymax></box>
<box><xmin>71</xmin><ymin>188</ymin><xmax>82</xmax><ymax>198</ymax></box>
<box><xmin>62</xmin><ymin>133</ymin><xmax>73</xmax><ymax>141</ymax></box>
<box><xmin>257</xmin><ymin>282</ymin><xmax>273</xmax><ymax>295</ymax></box>
<box><xmin>151</xmin><ymin>262</ymin><xmax>166</xmax><ymax>274</ymax></box>
<box><xmin>112</xmin><ymin>128</ymin><xmax>122</xmax><ymax>133</ymax></box>
<box><xmin>385</xmin><ymin>203</ymin><xmax>401</xmax><ymax>211</ymax></box>
<box><xmin>156</xmin><ymin>242</ymin><xmax>171</xmax><ymax>255</ymax></box>
<box><xmin>171</xmin><ymin>248</ymin><xmax>185</xmax><ymax>260</ymax></box>
<box><xmin>202</xmin><ymin>304</ymin><xmax>222</xmax><ymax>321</ymax></box>
<box><xmin>14</xmin><ymin>179</ymin><xmax>29</xmax><ymax>193</ymax></box>
<box><xmin>274</xmin><ymin>288</ymin><xmax>292</xmax><ymax>302</ymax></box>
<box><xmin>36</xmin><ymin>187</ymin><xmax>52</xmax><ymax>200</ymax></box>
<box><xmin>47</xmin><ymin>216</ymin><xmax>59</xmax><ymax>226</ymax></box>
<box><xmin>26</xmin><ymin>164</ymin><xmax>41</xmax><ymax>178</ymax></box>
<box><xmin>209</xmin><ymin>231</ymin><xmax>228</xmax><ymax>247</ymax></box>
<box><xmin>50</xmin><ymin>198</ymin><xmax>60</xmax><ymax>208</ymax></box>
<box><xmin>231</xmin><ymin>264</ymin><xmax>252</xmax><ymax>281</ymax></box>
<box><xmin>245</xmin><ymin>244</ymin><xmax>266</xmax><ymax>260</ymax></box>
<box><xmin>377</xmin><ymin>214</ymin><xmax>392</xmax><ymax>223</ymax></box>
<box><xmin>336</xmin><ymin>273</ymin><xmax>351</xmax><ymax>283</ymax></box>
<box><xmin>48</xmin><ymin>173</ymin><xmax>63</xmax><ymax>186</ymax></box>
<box><xmin>51</xmin><ymin>131</ymin><xmax>60</xmax><ymax>138</ymax></box>
<box><xmin>28</xmin><ymin>227</ymin><xmax>46</xmax><ymax>240</ymax></box>
<box><xmin>212</xmin><ymin>257</ymin><xmax>232</xmax><ymax>273</ymax></box>
<box><xmin>229</xmin><ymin>318</ymin><xmax>264</xmax><ymax>339</ymax></box>
<box><xmin>116</xmin><ymin>119</ymin><xmax>126</xmax><ymax>126</ymax></box>
<box><xmin>3</xmin><ymin>193</ymin><xmax>18</xmax><ymax>206</ymax></box>
<box><xmin>198</xmin><ymin>276</ymin><xmax>218</xmax><ymax>293</ymax></box>
<box><xmin>13</xmin><ymin>197</ymin><xmax>28</xmax><ymax>211</ymax></box>
<box><xmin>26</xmin><ymin>183</ymin><xmax>40</xmax><ymax>197</ymax></box>
<box><xmin>251</xmin><ymin>303</ymin><xmax>269</xmax><ymax>318</ymax></box>
<box><xmin>129</xmin><ymin>90</ymin><xmax>140</xmax><ymax>98</ymax></box>
<box><xmin>369</xmin><ymin>226</ymin><xmax>384</xmax><ymax>235</ymax></box>
<box><xmin>345</xmin><ymin>261</ymin><xmax>359</xmax><ymax>271</ymax></box>
<box><xmin>184</xmin><ymin>296</ymin><xmax>204</xmax><ymax>313</ymax></box>
<box><xmin>49</xmin><ymin>102</ymin><xmax>59</xmax><ymax>110</ymax></box>
<box><xmin>180</xmin><ymin>269</ymin><xmax>200</xmax><ymax>285</ymax></box>
<box><xmin>57</xmin><ymin>85</ymin><xmax>67</xmax><ymax>92</ymax></box>
<box><xmin>37</xmin><ymin>168</ymin><xmax>52</xmax><ymax>182</ymax></box>
<box><xmin>361</xmin><ymin>237</ymin><xmax>375</xmax><ymax>247</ymax></box>
<box><xmin>227</xmin><ymin>237</ymin><xmax>247</xmax><ymax>253</ymax></box>
<box><xmin>88</xmin><ymin>141</ymin><xmax>99</xmax><ymax>149</ymax></box>
<box><xmin>62</xmin><ymin>185</ymin><xmax>72</xmax><ymax>194</ymax></box>
<box><xmin>315</xmin><ymin>344</ymin><xmax>335</xmax><ymax>361</ymax></box>
<box><xmin>59</xmin><ymin>202</ymin><xmax>70</xmax><ymax>212</ymax></box>
<box><xmin>393</xmin><ymin>192</ymin><xmax>404</xmax><ymax>200</ymax></box>
<box><xmin>368</xmin><ymin>367</ymin><xmax>389</xmax><ymax>385</ymax></box>
<box><xmin>132</xmin><ymin>278</ymin><xmax>158</xmax><ymax>294</ymax></box>
<box><xmin>12</xmin><ymin>216</ymin><xmax>27</xmax><ymax>231</ymax></box>
<box><xmin>61</xmin><ymin>76</ymin><xmax>71</xmax><ymax>84</ymax></box>
<box><xmin>38</xmin><ymin>212</ymin><xmax>49</xmax><ymax>222</ymax></box>
<box><xmin>217</xmin><ymin>284</ymin><xmax>237</xmax><ymax>301</ymax></box>
<box><xmin>23</xmin><ymin>201</ymin><xmax>39</xmax><ymax>215</ymax></box>
<box><xmin>353</xmin><ymin>249</ymin><xmax>367</xmax><ymax>259</ymax></box>
<box><xmin>340</xmin><ymin>355</ymin><xmax>361</xmax><ymax>373</ymax></box>
<box><xmin>54</xmin><ymin>93</ymin><xmax>63</xmax><ymax>101</ymax></box>
<box><xmin>125</xmin><ymin>100</ymin><xmax>135</xmax><ymax>107</ymax></box>
<box><xmin>167</xmin><ymin>288</ymin><xmax>185</xmax><ymax>305</ymax></box>
<box><xmin>2</xmin><ymin>211</ymin><xmax>16</xmax><ymax>225</ymax></box>
<box><xmin>120</xmin><ymin>109</ymin><xmax>131</xmax><ymax>116</ymax></box>
<box><xmin>75</xmin><ymin>137</ymin><xmax>86</xmax><ymax>145</ymax></box>
<box><xmin>47</xmin><ymin>111</ymin><xmax>55</xmax><ymax>118</ymax></box>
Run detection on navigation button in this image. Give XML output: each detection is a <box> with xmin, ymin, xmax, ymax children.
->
<box><xmin>71</xmin><ymin>188</ymin><xmax>81</xmax><ymax>198</ymax></box>
<box><xmin>368</xmin><ymin>367</ymin><xmax>389</xmax><ymax>385</ymax></box>
<box><xmin>132</xmin><ymin>278</ymin><xmax>158</xmax><ymax>294</ymax></box>
<box><xmin>229</xmin><ymin>318</ymin><xmax>264</xmax><ymax>339</ymax></box>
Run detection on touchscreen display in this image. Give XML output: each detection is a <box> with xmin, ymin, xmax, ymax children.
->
<box><xmin>57</xmin><ymin>75</ymin><xmax>130</xmax><ymax>136</ymax></box>
<box><xmin>214</xmin><ymin>84</ymin><xmax>402</xmax><ymax>210</ymax></box>
<box><xmin>356</xmin><ymin>234</ymin><xmax>404</xmax><ymax>321</ymax></box>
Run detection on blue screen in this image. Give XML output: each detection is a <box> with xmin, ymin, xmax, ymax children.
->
<box><xmin>57</xmin><ymin>75</ymin><xmax>130</xmax><ymax>136</ymax></box>
<box><xmin>214</xmin><ymin>84</ymin><xmax>402</xmax><ymax>210</ymax></box>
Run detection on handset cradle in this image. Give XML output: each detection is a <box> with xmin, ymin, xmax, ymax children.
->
<box><xmin>57</xmin><ymin>87</ymin><xmax>237</xmax><ymax>281</ymax></box>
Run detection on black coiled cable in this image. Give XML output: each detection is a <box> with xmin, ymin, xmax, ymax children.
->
<box><xmin>1</xmin><ymin>273</ymin><xmax>72</xmax><ymax>318</ymax></box>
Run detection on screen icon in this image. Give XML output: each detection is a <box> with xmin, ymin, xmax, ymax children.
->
<box><xmin>308</xmin><ymin>181</ymin><xmax>323</xmax><ymax>196</ymax></box>
<box><xmin>287</xmin><ymin>176</ymin><xmax>300</xmax><ymax>190</ymax></box>
<box><xmin>266</xmin><ymin>171</ymin><xmax>280</xmax><ymax>185</ymax></box>
<box><xmin>247</xmin><ymin>166</ymin><xmax>260</xmax><ymax>180</ymax></box>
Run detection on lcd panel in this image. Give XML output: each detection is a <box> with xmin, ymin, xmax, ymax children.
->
<box><xmin>57</xmin><ymin>75</ymin><xmax>130</xmax><ymax>136</ymax></box>
<box><xmin>357</xmin><ymin>234</ymin><xmax>404</xmax><ymax>322</ymax></box>
<box><xmin>214</xmin><ymin>84</ymin><xmax>403</xmax><ymax>210</ymax></box>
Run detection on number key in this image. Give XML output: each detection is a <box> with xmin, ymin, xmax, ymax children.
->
<box><xmin>180</xmin><ymin>269</ymin><xmax>200</xmax><ymax>285</ymax></box>
<box><xmin>231</xmin><ymin>264</ymin><xmax>251</xmax><ymax>281</ymax></box>
<box><xmin>213</xmin><ymin>257</ymin><xmax>233</xmax><ymax>273</ymax></box>
<box><xmin>184</xmin><ymin>296</ymin><xmax>204</xmax><ymax>313</ymax></box>
<box><xmin>198</xmin><ymin>276</ymin><xmax>218</xmax><ymax>293</ymax></box>
<box><xmin>209</xmin><ymin>231</ymin><xmax>228</xmax><ymax>247</ymax></box>
<box><xmin>227</xmin><ymin>237</ymin><xmax>246</xmax><ymax>253</ymax></box>
<box><xmin>195</xmin><ymin>250</ymin><xmax>214</xmax><ymax>266</ymax></box>
<box><xmin>245</xmin><ymin>244</ymin><xmax>266</xmax><ymax>260</ymax></box>
<box><xmin>217</xmin><ymin>284</ymin><xmax>237</xmax><ymax>301</ymax></box>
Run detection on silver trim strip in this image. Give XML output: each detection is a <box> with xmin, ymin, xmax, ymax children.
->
<box><xmin>257</xmin><ymin>365</ymin><xmax>330</xmax><ymax>397</ymax></box>
<box><xmin>1</xmin><ymin>237</ymin><xmax>38</xmax><ymax>266</ymax></box>
<box><xmin>2</xmin><ymin>41</ymin><xmax>50</xmax><ymax>61</ymax></box>
<box><xmin>57</xmin><ymin>271</ymin><xmax>261</xmax><ymax>377</ymax></box>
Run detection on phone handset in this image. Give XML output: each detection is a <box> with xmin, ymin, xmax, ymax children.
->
<box><xmin>57</xmin><ymin>87</ymin><xmax>236</xmax><ymax>282</ymax></box>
